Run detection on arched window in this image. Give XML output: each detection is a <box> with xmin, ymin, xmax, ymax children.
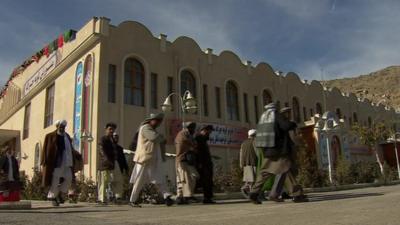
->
<box><xmin>336</xmin><ymin>108</ymin><xmax>342</xmax><ymax>119</ymax></box>
<box><xmin>180</xmin><ymin>70</ymin><xmax>196</xmax><ymax>97</ymax></box>
<box><xmin>292</xmin><ymin>97</ymin><xmax>301</xmax><ymax>123</ymax></box>
<box><xmin>226</xmin><ymin>81</ymin><xmax>240</xmax><ymax>121</ymax></box>
<box><xmin>353</xmin><ymin>112</ymin><xmax>358</xmax><ymax>124</ymax></box>
<box><xmin>316</xmin><ymin>102</ymin><xmax>323</xmax><ymax>115</ymax></box>
<box><xmin>262</xmin><ymin>89</ymin><xmax>273</xmax><ymax>106</ymax></box>
<box><xmin>124</xmin><ymin>58</ymin><xmax>145</xmax><ymax>106</ymax></box>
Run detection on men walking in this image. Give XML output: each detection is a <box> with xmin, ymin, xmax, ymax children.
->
<box><xmin>250</xmin><ymin>103</ymin><xmax>308</xmax><ymax>204</ymax></box>
<box><xmin>41</xmin><ymin>120</ymin><xmax>74</xmax><ymax>206</ymax></box>
<box><xmin>175</xmin><ymin>122</ymin><xmax>199</xmax><ymax>204</ymax></box>
<box><xmin>129</xmin><ymin>113</ymin><xmax>174</xmax><ymax>207</ymax></box>
<box><xmin>195</xmin><ymin>125</ymin><xmax>216</xmax><ymax>204</ymax></box>
<box><xmin>239</xmin><ymin>129</ymin><xmax>258</xmax><ymax>198</ymax></box>
<box><xmin>97</xmin><ymin>122</ymin><xmax>124</xmax><ymax>204</ymax></box>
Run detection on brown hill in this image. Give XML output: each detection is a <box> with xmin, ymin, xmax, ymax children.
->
<box><xmin>322</xmin><ymin>66</ymin><xmax>400</xmax><ymax>111</ymax></box>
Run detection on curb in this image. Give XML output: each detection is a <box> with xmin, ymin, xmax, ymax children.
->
<box><xmin>304</xmin><ymin>180</ymin><xmax>400</xmax><ymax>193</ymax></box>
<box><xmin>210</xmin><ymin>181</ymin><xmax>400</xmax><ymax>200</ymax></box>
<box><xmin>0</xmin><ymin>200</ymin><xmax>32</xmax><ymax>210</ymax></box>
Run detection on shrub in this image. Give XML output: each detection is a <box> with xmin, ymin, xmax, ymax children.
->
<box><xmin>213</xmin><ymin>159</ymin><xmax>243</xmax><ymax>193</ymax></box>
<box><xmin>295</xmin><ymin>137</ymin><xmax>329</xmax><ymax>188</ymax></box>
<box><xmin>380</xmin><ymin>162</ymin><xmax>398</xmax><ymax>184</ymax></box>
<box><xmin>350</xmin><ymin>161</ymin><xmax>380</xmax><ymax>184</ymax></box>
<box><xmin>22</xmin><ymin>169</ymin><xmax>47</xmax><ymax>200</ymax></box>
<box><xmin>335</xmin><ymin>157</ymin><xmax>355</xmax><ymax>185</ymax></box>
<box><xmin>75</xmin><ymin>174</ymin><xmax>97</xmax><ymax>202</ymax></box>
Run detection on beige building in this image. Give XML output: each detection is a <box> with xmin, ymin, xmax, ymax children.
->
<box><xmin>0</xmin><ymin>17</ymin><xmax>398</xmax><ymax>180</ymax></box>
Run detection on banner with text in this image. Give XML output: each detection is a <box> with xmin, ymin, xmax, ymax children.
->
<box><xmin>166</xmin><ymin>119</ymin><xmax>248</xmax><ymax>148</ymax></box>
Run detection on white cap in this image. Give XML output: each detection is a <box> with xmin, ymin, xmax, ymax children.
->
<box><xmin>248</xmin><ymin>129</ymin><xmax>256</xmax><ymax>137</ymax></box>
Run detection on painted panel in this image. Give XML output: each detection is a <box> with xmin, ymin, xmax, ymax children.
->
<box><xmin>73</xmin><ymin>62</ymin><xmax>83</xmax><ymax>152</ymax></box>
<box><xmin>82</xmin><ymin>55</ymin><xmax>93</xmax><ymax>164</ymax></box>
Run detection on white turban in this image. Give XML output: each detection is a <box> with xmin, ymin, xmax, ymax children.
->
<box><xmin>183</xmin><ymin>121</ymin><xmax>196</xmax><ymax>129</ymax></box>
<box><xmin>248</xmin><ymin>129</ymin><xmax>256</xmax><ymax>137</ymax></box>
<box><xmin>55</xmin><ymin>119</ymin><xmax>67</xmax><ymax>127</ymax></box>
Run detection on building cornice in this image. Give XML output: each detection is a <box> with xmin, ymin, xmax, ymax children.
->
<box><xmin>0</xmin><ymin>33</ymin><xmax>101</xmax><ymax>126</ymax></box>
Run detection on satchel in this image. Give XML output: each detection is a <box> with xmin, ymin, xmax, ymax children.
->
<box><xmin>185</xmin><ymin>151</ymin><xmax>197</xmax><ymax>166</ymax></box>
<box><xmin>72</xmin><ymin>150</ymin><xmax>84</xmax><ymax>173</ymax></box>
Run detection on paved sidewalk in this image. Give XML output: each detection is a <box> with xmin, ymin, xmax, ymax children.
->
<box><xmin>1</xmin><ymin>184</ymin><xmax>400</xmax><ymax>225</ymax></box>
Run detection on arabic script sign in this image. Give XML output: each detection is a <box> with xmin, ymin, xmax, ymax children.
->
<box><xmin>167</xmin><ymin>119</ymin><xmax>248</xmax><ymax>148</ymax></box>
<box><xmin>24</xmin><ymin>52</ymin><xmax>59</xmax><ymax>95</ymax></box>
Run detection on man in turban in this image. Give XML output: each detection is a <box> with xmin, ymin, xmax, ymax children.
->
<box><xmin>41</xmin><ymin>120</ymin><xmax>74</xmax><ymax>206</ymax></box>
<box><xmin>240</xmin><ymin>129</ymin><xmax>258</xmax><ymax>198</ymax></box>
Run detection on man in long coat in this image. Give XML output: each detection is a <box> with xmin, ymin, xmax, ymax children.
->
<box><xmin>239</xmin><ymin>129</ymin><xmax>258</xmax><ymax>197</ymax></box>
<box><xmin>175</xmin><ymin>121</ymin><xmax>199</xmax><ymax>204</ymax></box>
<box><xmin>249</xmin><ymin>104</ymin><xmax>308</xmax><ymax>204</ymax></box>
<box><xmin>195</xmin><ymin>125</ymin><xmax>215</xmax><ymax>204</ymax></box>
<box><xmin>41</xmin><ymin>120</ymin><xmax>74</xmax><ymax>206</ymax></box>
<box><xmin>129</xmin><ymin>113</ymin><xmax>174</xmax><ymax>207</ymax></box>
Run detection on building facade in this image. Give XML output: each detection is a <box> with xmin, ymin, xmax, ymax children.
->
<box><xmin>0</xmin><ymin>17</ymin><xmax>398</xmax><ymax>179</ymax></box>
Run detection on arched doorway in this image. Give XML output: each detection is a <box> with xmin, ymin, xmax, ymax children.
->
<box><xmin>330</xmin><ymin>135</ymin><xmax>342</xmax><ymax>168</ymax></box>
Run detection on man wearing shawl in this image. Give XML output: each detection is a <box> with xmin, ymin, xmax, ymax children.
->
<box><xmin>41</xmin><ymin>120</ymin><xmax>74</xmax><ymax>206</ymax></box>
<box><xmin>250</xmin><ymin>104</ymin><xmax>308</xmax><ymax>204</ymax></box>
<box><xmin>129</xmin><ymin>113</ymin><xmax>174</xmax><ymax>207</ymax></box>
<box><xmin>175</xmin><ymin>121</ymin><xmax>199</xmax><ymax>204</ymax></box>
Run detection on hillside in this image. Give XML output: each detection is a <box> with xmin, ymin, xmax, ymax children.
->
<box><xmin>322</xmin><ymin>66</ymin><xmax>400</xmax><ymax>111</ymax></box>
